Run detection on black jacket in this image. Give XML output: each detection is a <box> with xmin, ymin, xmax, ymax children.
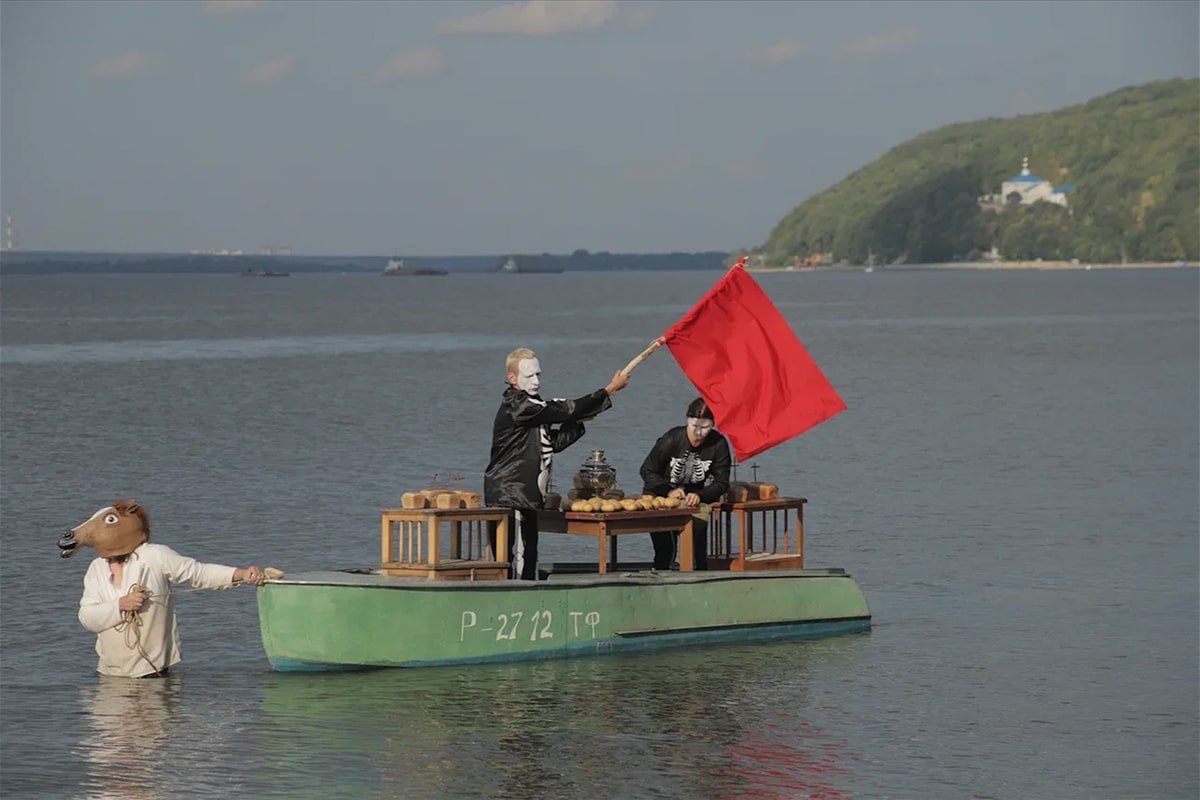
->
<box><xmin>639</xmin><ymin>425</ymin><xmax>732</xmax><ymax>504</ymax></box>
<box><xmin>484</xmin><ymin>384</ymin><xmax>613</xmax><ymax>510</ymax></box>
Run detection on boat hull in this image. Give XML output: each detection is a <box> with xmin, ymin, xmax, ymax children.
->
<box><xmin>257</xmin><ymin>568</ymin><xmax>871</xmax><ymax>671</ymax></box>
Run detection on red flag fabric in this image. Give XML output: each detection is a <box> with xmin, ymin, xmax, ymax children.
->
<box><xmin>662</xmin><ymin>262</ymin><xmax>846</xmax><ymax>461</ymax></box>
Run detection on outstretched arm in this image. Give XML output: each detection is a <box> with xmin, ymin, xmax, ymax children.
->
<box><xmin>572</xmin><ymin>370</ymin><xmax>630</xmax><ymax>422</ymax></box>
<box><xmin>159</xmin><ymin>546</ymin><xmax>264</xmax><ymax>589</ymax></box>
<box><xmin>605</xmin><ymin>370</ymin><xmax>629</xmax><ymax>395</ymax></box>
<box><xmin>513</xmin><ymin>369</ymin><xmax>631</xmax><ymax>427</ymax></box>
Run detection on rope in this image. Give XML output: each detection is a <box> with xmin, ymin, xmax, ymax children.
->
<box><xmin>114</xmin><ymin>567</ymin><xmax>160</xmax><ymax>675</ymax></box>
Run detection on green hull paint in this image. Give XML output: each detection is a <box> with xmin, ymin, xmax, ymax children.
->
<box><xmin>257</xmin><ymin>568</ymin><xmax>871</xmax><ymax>670</ymax></box>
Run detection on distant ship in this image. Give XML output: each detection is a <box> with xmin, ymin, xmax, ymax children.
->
<box><xmin>383</xmin><ymin>258</ymin><xmax>447</xmax><ymax>276</ymax></box>
<box><xmin>241</xmin><ymin>268</ymin><xmax>290</xmax><ymax>277</ymax></box>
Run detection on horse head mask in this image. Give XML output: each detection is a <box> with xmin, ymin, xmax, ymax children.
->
<box><xmin>58</xmin><ymin>499</ymin><xmax>151</xmax><ymax>560</ymax></box>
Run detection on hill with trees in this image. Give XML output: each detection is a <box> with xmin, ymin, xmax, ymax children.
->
<box><xmin>756</xmin><ymin>78</ymin><xmax>1199</xmax><ymax>266</ymax></box>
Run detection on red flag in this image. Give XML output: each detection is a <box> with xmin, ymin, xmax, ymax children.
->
<box><xmin>662</xmin><ymin>260</ymin><xmax>846</xmax><ymax>461</ymax></box>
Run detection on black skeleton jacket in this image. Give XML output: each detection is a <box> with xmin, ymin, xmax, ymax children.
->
<box><xmin>639</xmin><ymin>425</ymin><xmax>732</xmax><ymax>505</ymax></box>
<box><xmin>484</xmin><ymin>384</ymin><xmax>613</xmax><ymax>510</ymax></box>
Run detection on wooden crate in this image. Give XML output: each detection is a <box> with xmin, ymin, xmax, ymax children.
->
<box><xmin>380</xmin><ymin>507</ymin><xmax>511</xmax><ymax>581</ymax></box>
<box><xmin>709</xmin><ymin>497</ymin><xmax>807</xmax><ymax>571</ymax></box>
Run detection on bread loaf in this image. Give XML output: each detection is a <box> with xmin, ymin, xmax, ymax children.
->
<box><xmin>726</xmin><ymin>482</ymin><xmax>751</xmax><ymax>503</ymax></box>
<box><xmin>435</xmin><ymin>492</ymin><xmax>463</xmax><ymax>509</ymax></box>
<box><xmin>725</xmin><ymin>481</ymin><xmax>781</xmax><ymax>501</ymax></box>
<box><xmin>401</xmin><ymin>492</ymin><xmax>428</xmax><ymax>509</ymax></box>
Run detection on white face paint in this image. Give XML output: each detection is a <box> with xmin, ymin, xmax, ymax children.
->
<box><xmin>514</xmin><ymin>357</ymin><xmax>541</xmax><ymax>395</ymax></box>
<box><xmin>686</xmin><ymin>416</ymin><xmax>714</xmax><ymax>446</ymax></box>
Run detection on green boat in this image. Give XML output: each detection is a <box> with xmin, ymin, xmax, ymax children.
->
<box><xmin>256</xmin><ymin>495</ymin><xmax>871</xmax><ymax>670</ymax></box>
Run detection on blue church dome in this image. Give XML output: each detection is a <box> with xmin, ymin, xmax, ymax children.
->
<box><xmin>1007</xmin><ymin>156</ymin><xmax>1045</xmax><ymax>183</ymax></box>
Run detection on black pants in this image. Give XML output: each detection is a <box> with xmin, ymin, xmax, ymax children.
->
<box><xmin>490</xmin><ymin>508</ymin><xmax>539</xmax><ymax>581</ymax></box>
<box><xmin>651</xmin><ymin>518</ymin><xmax>708</xmax><ymax>571</ymax></box>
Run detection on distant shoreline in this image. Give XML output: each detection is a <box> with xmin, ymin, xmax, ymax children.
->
<box><xmin>910</xmin><ymin>260</ymin><xmax>1195</xmax><ymax>271</ymax></box>
<box><xmin>748</xmin><ymin>260</ymin><xmax>1196</xmax><ymax>273</ymax></box>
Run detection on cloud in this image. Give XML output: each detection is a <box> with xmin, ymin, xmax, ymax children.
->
<box><xmin>746</xmin><ymin>39</ymin><xmax>807</xmax><ymax>65</ymax></box>
<box><xmin>246</xmin><ymin>54</ymin><xmax>294</xmax><ymax>86</ymax></box>
<box><xmin>205</xmin><ymin>0</ymin><xmax>263</xmax><ymax>15</ymax></box>
<box><xmin>440</xmin><ymin>0</ymin><xmax>618</xmax><ymax>36</ymax></box>
<box><xmin>90</xmin><ymin>51</ymin><xmax>149</xmax><ymax>80</ymax></box>
<box><xmin>377</xmin><ymin>47</ymin><xmax>447</xmax><ymax>82</ymax></box>
<box><xmin>840</xmin><ymin>26</ymin><xmax>919</xmax><ymax>57</ymax></box>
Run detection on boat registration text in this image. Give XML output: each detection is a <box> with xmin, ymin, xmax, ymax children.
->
<box><xmin>460</xmin><ymin>609</ymin><xmax>601</xmax><ymax>642</ymax></box>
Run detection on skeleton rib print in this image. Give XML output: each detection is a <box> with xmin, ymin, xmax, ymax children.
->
<box><xmin>537</xmin><ymin>425</ymin><xmax>553</xmax><ymax>495</ymax></box>
<box><xmin>668</xmin><ymin>453</ymin><xmax>713</xmax><ymax>486</ymax></box>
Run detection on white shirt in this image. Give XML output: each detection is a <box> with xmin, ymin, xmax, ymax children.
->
<box><xmin>78</xmin><ymin>543</ymin><xmax>237</xmax><ymax>677</ymax></box>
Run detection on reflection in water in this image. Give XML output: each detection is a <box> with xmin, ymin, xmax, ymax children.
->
<box><xmin>720</xmin><ymin>727</ymin><xmax>854</xmax><ymax>800</ymax></box>
<box><xmin>251</xmin><ymin>640</ymin><xmax>865</xmax><ymax>799</ymax></box>
<box><xmin>76</xmin><ymin>677</ymin><xmax>184</xmax><ymax>800</ymax></box>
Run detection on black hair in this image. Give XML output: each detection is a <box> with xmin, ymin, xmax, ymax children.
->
<box><xmin>686</xmin><ymin>396</ymin><xmax>713</xmax><ymax>420</ymax></box>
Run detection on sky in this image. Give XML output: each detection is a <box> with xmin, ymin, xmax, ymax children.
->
<box><xmin>1</xmin><ymin>0</ymin><xmax>1196</xmax><ymax>256</ymax></box>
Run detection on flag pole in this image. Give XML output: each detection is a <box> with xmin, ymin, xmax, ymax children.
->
<box><xmin>620</xmin><ymin>338</ymin><xmax>665</xmax><ymax>376</ymax></box>
<box><xmin>619</xmin><ymin>256</ymin><xmax>748</xmax><ymax>377</ymax></box>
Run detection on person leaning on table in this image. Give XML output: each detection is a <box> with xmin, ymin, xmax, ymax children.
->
<box><xmin>638</xmin><ymin>396</ymin><xmax>731</xmax><ymax>571</ymax></box>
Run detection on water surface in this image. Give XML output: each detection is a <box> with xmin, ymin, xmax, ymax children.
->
<box><xmin>2</xmin><ymin>268</ymin><xmax>1196</xmax><ymax>798</ymax></box>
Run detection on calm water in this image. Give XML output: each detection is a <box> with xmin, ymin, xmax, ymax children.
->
<box><xmin>1</xmin><ymin>268</ymin><xmax>1196</xmax><ymax>799</ymax></box>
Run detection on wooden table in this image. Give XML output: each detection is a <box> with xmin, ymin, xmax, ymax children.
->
<box><xmin>380</xmin><ymin>507</ymin><xmax>510</xmax><ymax>579</ymax></box>
<box><xmin>539</xmin><ymin>508</ymin><xmax>698</xmax><ymax>574</ymax></box>
<box><xmin>711</xmin><ymin>497</ymin><xmax>807</xmax><ymax>570</ymax></box>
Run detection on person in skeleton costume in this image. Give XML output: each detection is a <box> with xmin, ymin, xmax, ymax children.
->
<box><xmin>639</xmin><ymin>397</ymin><xmax>732</xmax><ymax>570</ymax></box>
<box><xmin>484</xmin><ymin>348</ymin><xmax>629</xmax><ymax>580</ymax></box>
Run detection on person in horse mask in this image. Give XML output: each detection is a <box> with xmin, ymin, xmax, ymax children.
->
<box><xmin>61</xmin><ymin>499</ymin><xmax>267</xmax><ymax>678</ymax></box>
<box><xmin>639</xmin><ymin>397</ymin><xmax>732</xmax><ymax>570</ymax></box>
<box><xmin>484</xmin><ymin>348</ymin><xmax>629</xmax><ymax>580</ymax></box>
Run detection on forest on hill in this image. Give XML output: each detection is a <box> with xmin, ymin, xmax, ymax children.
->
<box><xmin>757</xmin><ymin>78</ymin><xmax>1199</xmax><ymax>266</ymax></box>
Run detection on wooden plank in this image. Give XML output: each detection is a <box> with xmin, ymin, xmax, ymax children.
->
<box><xmin>380</xmin><ymin>559</ymin><xmax>509</xmax><ymax>581</ymax></box>
<box><xmin>730</xmin><ymin>553</ymin><xmax>805</xmax><ymax>572</ymax></box>
<box><xmin>381</xmin><ymin>515</ymin><xmax>393</xmax><ymax>565</ymax></box>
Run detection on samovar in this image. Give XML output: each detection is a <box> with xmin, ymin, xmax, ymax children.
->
<box><xmin>572</xmin><ymin>449</ymin><xmax>620</xmax><ymax>499</ymax></box>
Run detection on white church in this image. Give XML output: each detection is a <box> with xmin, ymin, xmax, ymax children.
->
<box><xmin>979</xmin><ymin>157</ymin><xmax>1075</xmax><ymax>210</ymax></box>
